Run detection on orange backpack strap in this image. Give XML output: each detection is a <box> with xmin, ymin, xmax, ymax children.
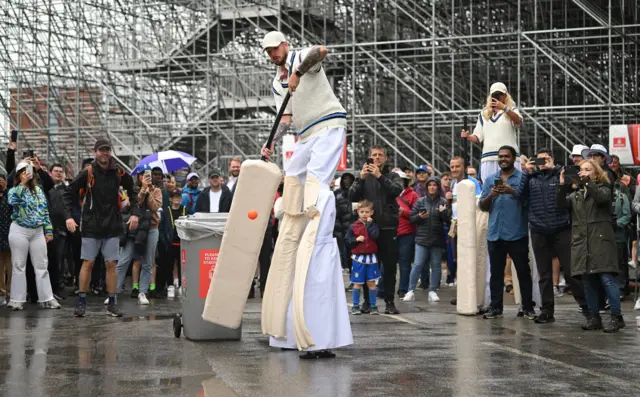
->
<box><xmin>79</xmin><ymin>165</ymin><xmax>94</xmax><ymax>206</ymax></box>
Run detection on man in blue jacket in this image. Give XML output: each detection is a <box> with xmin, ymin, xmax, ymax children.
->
<box><xmin>181</xmin><ymin>172</ymin><xmax>202</xmax><ymax>215</ymax></box>
<box><xmin>520</xmin><ymin>148</ymin><xmax>587</xmax><ymax>323</ymax></box>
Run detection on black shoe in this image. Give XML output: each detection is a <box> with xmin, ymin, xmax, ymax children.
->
<box><xmin>603</xmin><ymin>314</ymin><xmax>625</xmax><ymax>333</ymax></box>
<box><xmin>106</xmin><ymin>304</ymin><xmax>123</xmax><ymax>317</ymax></box>
<box><xmin>516</xmin><ymin>310</ymin><xmax>524</xmax><ymax>317</ymax></box>
<box><xmin>130</xmin><ymin>288</ymin><xmax>139</xmax><ymax>299</ymax></box>
<box><xmin>299</xmin><ymin>350</ymin><xmax>336</xmax><ymax>360</ymax></box>
<box><xmin>534</xmin><ymin>312</ymin><xmax>555</xmax><ymax>324</ymax></box>
<box><xmin>482</xmin><ymin>308</ymin><xmax>503</xmax><ymax>319</ymax></box>
<box><xmin>74</xmin><ymin>303</ymin><xmax>86</xmax><ymax>317</ymax></box>
<box><xmin>384</xmin><ymin>302</ymin><xmax>400</xmax><ymax>315</ymax></box>
<box><xmin>398</xmin><ymin>292</ymin><xmax>406</xmax><ymax>299</ymax></box>
<box><xmin>505</xmin><ymin>284</ymin><xmax>514</xmax><ymax>294</ymax></box>
<box><xmin>523</xmin><ymin>308</ymin><xmax>537</xmax><ymax>320</ymax></box>
<box><xmin>450</xmin><ymin>298</ymin><xmax>457</xmax><ymax>305</ymax></box>
<box><xmin>581</xmin><ymin>314</ymin><xmax>603</xmax><ymax>331</ymax></box>
<box><xmin>360</xmin><ymin>302</ymin><xmax>371</xmax><ymax>314</ymax></box>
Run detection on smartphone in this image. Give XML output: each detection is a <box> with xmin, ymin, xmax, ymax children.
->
<box><xmin>491</xmin><ymin>92</ymin><xmax>502</xmax><ymax>101</ymax></box>
<box><xmin>144</xmin><ymin>170</ymin><xmax>152</xmax><ymax>180</ymax></box>
<box><xmin>366</xmin><ymin>158</ymin><xmax>374</xmax><ymax>165</ymax></box>
<box><xmin>10</xmin><ymin>129</ymin><xmax>18</xmax><ymax>142</ymax></box>
<box><xmin>23</xmin><ymin>150</ymin><xmax>34</xmax><ymax>159</ymax></box>
<box><xmin>534</xmin><ymin>157</ymin><xmax>546</xmax><ymax>166</ymax></box>
<box><xmin>494</xmin><ymin>179</ymin><xmax>504</xmax><ymax>187</ymax></box>
<box><xmin>26</xmin><ymin>164</ymin><xmax>33</xmax><ymax>176</ymax></box>
<box><xmin>564</xmin><ymin>165</ymin><xmax>580</xmax><ymax>175</ymax></box>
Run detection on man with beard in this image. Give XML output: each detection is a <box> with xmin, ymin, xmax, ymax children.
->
<box><xmin>571</xmin><ymin>144</ymin><xmax>588</xmax><ymax>165</ymax></box>
<box><xmin>260</xmin><ymin>31</ymin><xmax>353</xmax><ymax>357</ymax></box>
<box><xmin>226</xmin><ymin>157</ymin><xmax>242</xmax><ymax>191</ymax></box>
<box><xmin>479</xmin><ymin>146</ymin><xmax>535</xmax><ymax>320</ymax></box>
<box><xmin>181</xmin><ymin>173</ymin><xmax>202</xmax><ymax>215</ymax></box>
<box><xmin>64</xmin><ymin>139</ymin><xmax>138</xmax><ymax>317</ymax></box>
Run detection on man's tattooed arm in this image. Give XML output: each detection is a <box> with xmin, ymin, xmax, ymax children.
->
<box><xmin>272</xmin><ymin>120</ymin><xmax>290</xmax><ymax>145</ymax></box>
<box><xmin>297</xmin><ymin>46</ymin><xmax>328</xmax><ymax>74</ymax></box>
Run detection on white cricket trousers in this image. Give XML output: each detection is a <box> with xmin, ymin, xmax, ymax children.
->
<box><xmin>9</xmin><ymin>223</ymin><xmax>54</xmax><ymax>303</ymax></box>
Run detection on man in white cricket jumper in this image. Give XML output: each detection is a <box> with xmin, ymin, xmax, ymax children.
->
<box><xmin>259</xmin><ymin>31</ymin><xmax>353</xmax><ymax>359</ymax></box>
<box><xmin>461</xmin><ymin>82</ymin><xmax>524</xmax><ymax>180</ymax></box>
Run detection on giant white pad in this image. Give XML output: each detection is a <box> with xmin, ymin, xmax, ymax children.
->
<box><xmin>456</xmin><ymin>180</ymin><xmax>478</xmax><ymax>315</ymax></box>
<box><xmin>202</xmin><ymin>160</ymin><xmax>281</xmax><ymax>328</ymax></box>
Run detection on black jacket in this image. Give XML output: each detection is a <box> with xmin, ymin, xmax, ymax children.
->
<box><xmin>48</xmin><ymin>183</ymin><xmax>68</xmax><ymax>233</ymax></box>
<box><xmin>410</xmin><ymin>177</ymin><xmax>451</xmax><ymax>247</ymax></box>
<box><xmin>159</xmin><ymin>205</ymin><xmax>186</xmax><ymax>249</ymax></box>
<box><xmin>348</xmin><ymin>165</ymin><xmax>403</xmax><ymax>230</ymax></box>
<box><xmin>194</xmin><ymin>186</ymin><xmax>232</xmax><ymax>213</ymax></box>
<box><xmin>63</xmin><ymin>160</ymin><xmax>138</xmax><ymax>239</ymax></box>
<box><xmin>519</xmin><ymin>165</ymin><xmax>571</xmax><ymax>234</ymax></box>
<box><xmin>334</xmin><ymin>187</ymin><xmax>354</xmax><ymax>240</ymax></box>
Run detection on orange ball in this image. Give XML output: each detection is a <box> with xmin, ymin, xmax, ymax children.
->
<box><xmin>248</xmin><ymin>210</ymin><xmax>258</xmax><ymax>220</ymax></box>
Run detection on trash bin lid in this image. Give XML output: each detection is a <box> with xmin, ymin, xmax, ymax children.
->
<box><xmin>190</xmin><ymin>212</ymin><xmax>229</xmax><ymax>222</ymax></box>
<box><xmin>175</xmin><ymin>214</ymin><xmax>227</xmax><ymax>241</ymax></box>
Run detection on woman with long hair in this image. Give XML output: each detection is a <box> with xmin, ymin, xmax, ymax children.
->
<box><xmin>7</xmin><ymin>162</ymin><xmax>60</xmax><ymax>310</ymax></box>
<box><xmin>557</xmin><ymin>159</ymin><xmax>624</xmax><ymax>332</ymax></box>
<box><xmin>461</xmin><ymin>82</ymin><xmax>523</xmax><ymax>180</ymax></box>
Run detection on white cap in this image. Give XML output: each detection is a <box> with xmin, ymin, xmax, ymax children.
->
<box><xmin>490</xmin><ymin>82</ymin><xmax>508</xmax><ymax>94</ymax></box>
<box><xmin>186</xmin><ymin>172</ymin><xmax>199</xmax><ymax>181</ymax></box>
<box><xmin>261</xmin><ymin>31</ymin><xmax>287</xmax><ymax>50</ymax></box>
<box><xmin>395</xmin><ymin>170</ymin><xmax>412</xmax><ymax>180</ymax></box>
<box><xmin>571</xmin><ymin>144</ymin><xmax>588</xmax><ymax>157</ymax></box>
<box><xmin>15</xmin><ymin>162</ymin><xmax>29</xmax><ymax>173</ymax></box>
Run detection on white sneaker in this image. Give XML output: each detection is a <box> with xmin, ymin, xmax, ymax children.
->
<box><xmin>41</xmin><ymin>299</ymin><xmax>61</xmax><ymax>309</ymax></box>
<box><xmin>7</xmin><ymin>301</ymin><xmax>24</xmax><ymax>311</ymax></box>
<box><xmin>167</xmin><ymin>286</ymin><xmax>175</xmax><ymax>298</ymax></box>
<box><xmin>428</xmin><ymin>291</ymin><xmax>440</xmax><ymax>302</ymax></box>
<box><xmin>104</xmin><ymin>297</ymin><xmax>109</xmax><ymax>305</ymax></box>
<box><xmin>402</xmin><ymin>291</ymin><xmax>415</xmax><ymax>302</ymax></box>
<box><xmin>553</xmin><ymin>286</ymin><xmax>563</xmax><ymax>298</ymax></box>
<box><xmin>630</xmin><ymin>261</ymin><xmax>637</xmax><ymax>269</ymax></box>
<box><xmin>138</xmin><ymin>293</ymin><xmax>149</xmax><ymax>305</ymax></box>
<box><xmin>634</xmin><ymin>298</ymin><xmax>640</xmax><ymax>311</ymax></box>
<box><xmin>0</xmin><ymin>297</ymin><xmax>6</xmax><ymax>306</ymax></box>
<box><xmin>558</xmin><ymin>275</ymin><xmax>566</xmax><ymax>287</ymax></box>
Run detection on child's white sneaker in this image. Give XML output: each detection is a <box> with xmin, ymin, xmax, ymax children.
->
<box><xmin>428</xmin><ymin>291</ymin><xmax>440</xmax><ymax>302</ymax></box>
<box><xmin>402</xmin><ymin>291</ymin><xmax>415</xmax><ymax>302</ymax></box>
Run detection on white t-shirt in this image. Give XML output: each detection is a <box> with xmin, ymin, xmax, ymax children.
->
<box><xmin>209</xmin><ymin>190</ymin><xmax>222</xmax><ymax>213</ymax></box>
<box><xmin>226</xmin><ymin>178</ymin><xmax>237</xmax><ymax>192</ymax></box>
<box><xmin>472</xmin><ymin>108</ymin><xmax>522</xmax><ymax>162</ymax></box>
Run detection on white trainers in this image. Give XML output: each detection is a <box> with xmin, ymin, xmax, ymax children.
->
<box><xmin>428</xmin><ymin>291</ymin><xmax>440</xmax><ymax>302</ymax></box>
<box><xmin>402</xmin><ymin>291</ymin><xmax>415</xmax><ymax>302</ymax></box>
<box><xmin>553</xmin><ymin>286</ymin><xmax>564</xmax><ymax>298</ymax></box>
<box><xmin>7</xmin><ymin>301</ymin><xmax>24</xmax><ymax>311</ymax></box>
<box><xmin>630</xmin><ymin>261</ymin><xmax>638</xmax><ymax>269</ymax></box>
<box><xmin>167</xmin><ymin>286</ymin><xmax>175</xmax><ymax>298</ymax></box>
<box><xmin>634</xmin><ymin>298</ymin><xmax>640</xmax><ymax>311</ymax></box>
<box><xmin>138</xmin><ymin>293</ymin><xmax>149</xmax><ymax>305</ymax></box>
<box><xmin>41</xmin><ymin>299</ymin><xmax>61</xmax><ymax>309</ymax></box>
<box><xmin>558</xmin><ymin>275</ymin><xmax>566</xmax><ymax>287</ymax></box>
<box><xmin>104</xmin><ymin>297</ymin><xmax>109</xmax><ymax>305</ymax></box>
<box><xmin>0</xmin><ymin>297</ymin><xmax>6</xmax><ymax>306</ymax></box>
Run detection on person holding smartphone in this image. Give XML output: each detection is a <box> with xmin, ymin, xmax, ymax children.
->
<box><xmin>461</xmin><ymin>82</ymin><xmax>523</xmax><ymax>181</ymax></box>
<box><xmin>479</xmin><ymin>146</ymin><xmax>535</xmax><ymax>320</ymax></box>
<box><xmin>557</xmin><ymin>159</ymin><xmax>624</xmax><ymax>332</ymax></box>
<box><xmin>520</xmin><ymin>149</ymin><xmax>588</xmax><ymax>323</ymax></box>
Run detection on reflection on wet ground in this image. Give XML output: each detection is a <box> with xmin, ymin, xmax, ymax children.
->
<box><xmin>0</xmin><ymin>288</ymin><xmax>638</xmax><ymax>397</ymax></box>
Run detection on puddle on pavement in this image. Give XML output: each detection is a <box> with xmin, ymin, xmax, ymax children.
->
<box><xmin>120</xmin><ymin>314</ymin><xmax>175</xmax><ymax>322</ymax></box>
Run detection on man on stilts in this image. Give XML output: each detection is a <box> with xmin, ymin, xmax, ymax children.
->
<box><xmin>260</xmin><ymin>31</ymin><xmax>353</xmax><ymax>359</ymax></box>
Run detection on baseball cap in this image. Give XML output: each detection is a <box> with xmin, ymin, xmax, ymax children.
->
<box><xmin>15</xmin><ymin>162</ymin><xmax>29</xmax><ymax>173</ymax></box>
<box><xmin>261</xmin><ymin>31</ymin><xmax>287</xmax><ymax>50</ymax></box>
<box><xmin>490</xmin><ymin>82</ymin><xmax>508</xmax><ymax>94</ymax></box>
<box><xmin>209</xmin><ymin>169</ymin><xmax>222</xmax><ymax>179</ymax></box>
<box><xmin>571</xmin><ymin>144</ymin><xmax>588</xmax><ymax>157</ymax></box>
<box><xmin>395</xmin><ymin>170</ymin><xmax>412</xmax><ymax>180</ymax></box>
<box><xmin>415</xmin><ymin>165</ymin><xmax>430</xmax><ymax>174</ymax></box>
<box><xmin>186</xmin><ymin>172</ymin><xmax>199</xmax><ymax>181</ymax></box>
<box><xmin>93</xmin><ymin>138</ymin><xmax>112</xmax><ymax>151</ymax></box>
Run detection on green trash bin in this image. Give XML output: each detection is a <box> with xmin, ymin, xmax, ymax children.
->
<box><xmin>174</xmin><ymin>213</ymin><xmax>242</xmax><ymax>341</ymax></box>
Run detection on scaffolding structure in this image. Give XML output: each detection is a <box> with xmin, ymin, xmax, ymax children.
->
<box><xmin>1</xmin><ymin>0</ymin><xmax>639</xmax><ymax>176</ymax></box>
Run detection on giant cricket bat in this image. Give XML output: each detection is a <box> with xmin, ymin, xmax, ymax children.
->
<box><xmin>202</xmin><ymin>93</ymin><xmax>290</xmax><ymax>328</ymax></box>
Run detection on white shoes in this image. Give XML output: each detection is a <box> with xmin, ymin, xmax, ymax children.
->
<box><xmin>634</xmin><ymin>298</ymin><xmax>640</xmax><ymax>311</ymax></box>
<box><xmin>41</xmin><ymin>299</ymin><xmax>61</xmax><ymax>309</ymax></box>
<box><xmin>7</xmin><ymin>301</ymin><xmax>24</xmax><ymax>311</ymax></box>
<box><xmin>138</xmin><ymin>293</ymin><xmax>149</xmax><ymax>305</ymax></box>
<box><xmin>402</xmin><ymin>291</ymin><xmax>415</xmax><ymax>302</ymax></box>
<box><xmin>553</xmin><ymin>286</ymin><xmax>564</xmax><ymax>298</ymax></box>
<box><xmin>167</xmin><ymin>286</ymin><xmax>175</xmax><ymax>298</ymax></box>
<box><xmin>428</xmin><ymin>291</ymin><xmax>440</xmax><ymax>302</ymax></box>
<box><xmin>630</xmin><ymin>261</ymin><xmax>638</xmax><ymax>269</ymax></box>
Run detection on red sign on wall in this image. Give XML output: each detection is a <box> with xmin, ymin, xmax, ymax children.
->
<box><xmin>613</xmin><ymin>137</ymin><xmax>626</xmax><ymax>148</ymax></box>
<box><xmin>199</xmin><ymin>249</ymin><xmax>219</xmax><ymax>298</ymax></box>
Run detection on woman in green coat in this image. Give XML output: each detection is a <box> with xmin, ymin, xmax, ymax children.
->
<box><xmin>557</xmin><ymin>159</ymin><xmax>625</xmax><ymax>333</ymax></box>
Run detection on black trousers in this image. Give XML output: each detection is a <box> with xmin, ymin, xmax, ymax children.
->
<box><xmin>617</xmin><ymin>242</ymin><xmax>629</xmax><ymax>293</ymax></box>
<box><xmin>251</xmin><ymin>225</ymin><xmax>273</xmax><ymax>294</ymax></box>
<box><xmin>488</xmin><ymin>237</ymin><xmax>533</xmax><ymax>312</ymax></box>
<box><xmin>363</xmin><ymin>229</ymin><xmax>398</xmax><ymax>305</ymax></box>
<box><xmin>531</xmin><ymin>229</ymin><xmax>586</xmax><ymax>314</ymax></box>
